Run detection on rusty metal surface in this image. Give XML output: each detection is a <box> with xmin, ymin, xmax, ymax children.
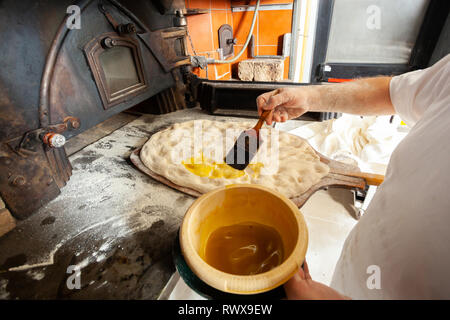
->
<box><xmin>39</xmin><ymin>0</ymin><xmax>93</xmax><ymax>129</ymax></box>
<box><xmin>0</xmin><ymin>0</ymin><xmax>73</xmax><ymax>142</ymax></box>
<box><xmin>0</xmin><ymin>0</ymin><xmax>190</xmax><ymax>219</ymax></box>
<box><xmin>155</xmin><ymin>86</ymin><xmax>187</xmax><ymax>114</ymax></box>
<box><xmin>46</xmin><ymin>1</ymin><xmax>180</xmax><ymax>139</ymax></box>
<box><xmin>137</xmin><ymin>28</ymin><xmax>191</xmax><ymax>73</ymax></box>
<box><xmin>0</xmin><ymin>142</ymin><xmax>62</xmax><ymax>220</ymax></box>
<box><xmin>83</xmin><ymin>32</ymin><xmax>148</xmax><ymax>109</ymax></box>
<box><xmin>17</xmin><ymin>117</ymin><xmax>80</xmax><ymax>152</ymax></box>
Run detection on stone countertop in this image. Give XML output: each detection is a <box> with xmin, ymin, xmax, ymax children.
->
<box><xmin>0</xmin><ymin>107</ymin><xmax>266</xmax><ymax>299</ymax></box>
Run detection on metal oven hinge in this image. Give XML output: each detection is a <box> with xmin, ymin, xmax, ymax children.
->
<box><xmin>98</xmin><ymin>1</ymin><xmax>190</xmax><ymax>73</ymax></box>
<box><xmin>14</xmin><ymin>116</ymin><xmax>80</xmax><ymax>154</ymax></box>
<box><xmin>98</xmin><ymin>1</ymin><xmax>138</xmax><ymax>35</ymax></box>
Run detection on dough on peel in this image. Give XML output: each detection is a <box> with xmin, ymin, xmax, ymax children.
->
<box><xmin>140</xmin><ymin>120</ymin><xmax>329</xmax><ymax>198</ymax></box>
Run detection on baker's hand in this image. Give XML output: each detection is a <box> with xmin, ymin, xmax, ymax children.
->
<box><xmin>256</xmin><ymin>87</ymin><xmax>309</xmax><ymax>125</ymax></box>
<box><xmin>284</xmin><ymin>261</ymin><xmax>350</xmax><ymax>300</ymax></box>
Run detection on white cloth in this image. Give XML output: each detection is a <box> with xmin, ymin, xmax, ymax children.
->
<box><xmin>330</xmin><ymin>54</ymin><xmax>450</xmax><ymax>299</ymax></box>
<box><xmin>289</xmin><ymin>114</ymin><xmax>408</xmax><ymax>174</ymax></box>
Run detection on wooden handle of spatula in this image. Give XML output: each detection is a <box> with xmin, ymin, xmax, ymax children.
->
<box><xmin>254</xmin><ymin>110</ymin><xmax>272</xmax><ymax>132</ymax></box>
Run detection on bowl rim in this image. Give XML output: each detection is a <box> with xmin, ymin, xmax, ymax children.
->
<box><xmin>180</xmin><ymin>184</ymin><xmax>308</xmax><ymax>295</ymax></box>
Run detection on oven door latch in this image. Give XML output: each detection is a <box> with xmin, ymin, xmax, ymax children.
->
<box><xmin>15</xmin><ymin>116</ymin><xmax>80</xmax><ymax>154</ymax></box>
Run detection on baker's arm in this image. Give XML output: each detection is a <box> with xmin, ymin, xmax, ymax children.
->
<box><xmin>257</xmin><ymin>77</ymin><xmax>395</xmax><ymax>125</ymax></box>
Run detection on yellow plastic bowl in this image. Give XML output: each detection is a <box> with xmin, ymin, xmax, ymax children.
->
<box><xmin>180</xmin><ymin>184</ymin><xmax>308</xmax><ymax>295</ymax></box>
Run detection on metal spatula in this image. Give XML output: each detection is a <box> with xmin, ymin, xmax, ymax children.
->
<box><xmin>224</xmin><ymin>110</ymin><xmax>272</xmax><ymax>170</ymax></box>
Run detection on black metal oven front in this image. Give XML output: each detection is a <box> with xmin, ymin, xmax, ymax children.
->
<box><xmin>0</xmin><ymin>0</ymin><xmax>190</xmax><ymax>219</ymax></box>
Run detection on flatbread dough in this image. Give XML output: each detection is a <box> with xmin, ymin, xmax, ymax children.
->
<box><xmin>140</xmin><ymin>120</ymin><xmax>329</xmax><ymax>198</ymax></box>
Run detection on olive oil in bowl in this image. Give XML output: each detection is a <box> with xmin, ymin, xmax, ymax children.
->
<box><xmin>204</xmin><ymin>222</ymin><xmax>284</xmax><ymax>275</ymax></box>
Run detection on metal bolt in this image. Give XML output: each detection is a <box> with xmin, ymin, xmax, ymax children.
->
<box><xmin>71</xmin><ymin>120</ymin><xmax>80</xmax><ymax>129</ymax></box>
<box><xmin>48</xmin><ymin>134</ymin><xmax>66</xmax><ymax>148</ymax></box>
<box><xmin>118</xmin><ymin>23</ymin><xmax>136</xmax><ymax>34</ymax></box>
<box><xmin>42</xmin><ymin>133</ymin><xmax>66</xmax><ymax>148</ymax></box>
<box><xmin>102</xmin><ymin>37</ymin><xmax>115</xmax><ymax>48</ymax></box>
<box><xmin>12</xmin><ymin>175</ymin><xmax>26</xmax><ymax>186</ymax></box>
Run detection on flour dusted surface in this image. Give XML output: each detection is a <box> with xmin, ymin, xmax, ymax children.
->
<box><xmin>140</xmin><ymin>120</ymin><xmax>329</xmax><ymax>199</ymax></box>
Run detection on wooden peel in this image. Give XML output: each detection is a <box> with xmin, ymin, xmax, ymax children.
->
<box><xmin>318</xmin><ymin>156</ymin><xmax>385</xmax><ymax>186</ymax></box>
<box><xmin>332</xmin><ymin>170</ymin><xmax>384</xmax><ymax>186</ymax></box>
<box><xmin>288</xmin><ymin>150</ymin><xmax>385</xmax><ymax>207</ymax></box>
<box><xmin>224</xmin><ymin>110</ymin><xmax>272</xmax><ymax>170</ymax></box>
<box><xmin>131</xmin><ymin>127</ymin><xmax>385</xmax><ymax>208</ymax></box>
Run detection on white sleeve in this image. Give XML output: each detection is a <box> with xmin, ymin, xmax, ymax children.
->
<box><xmin>389</xmin><ymin>54</ymin><xmax>450</xmax><ymax>127</ymax></box>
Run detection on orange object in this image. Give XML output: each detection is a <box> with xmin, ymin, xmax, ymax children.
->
<box><xmin>185</xmin><ymin>0</ymin><xmax>293</xmax><ymax>80</ymax></box>
<box><xmin>327</xmin><ymin>78</ymin><xmax>354</xmax><ymax>83</ymax></box>
<box><xmin>348</xmin><ymin>171</ymin><xmax>384</xmax><ymax>186</ymax></box>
